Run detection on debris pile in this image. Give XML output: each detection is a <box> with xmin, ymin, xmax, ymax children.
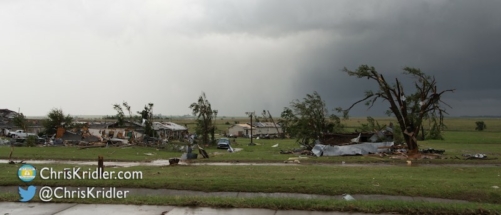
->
<box><xmin>312</xmin><ymin>141</ymin><xmax>394</xmax><ymax>157</ymax></box>
<box><xmin>280</xmin><ymin>148</ymin><xmax>314</xmax><ymax>156</ymax></box>
<box><xmin>420</xmin><ymin>148</ymin><xmax>445</xmax><ymax>154</ymax></box>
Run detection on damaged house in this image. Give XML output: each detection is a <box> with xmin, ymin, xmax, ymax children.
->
<box><xmin>152</xmin><ymin>122</ymin><xmax>187</xmax><ymax>139</ymax></box>
<box><xmin>0</xmin><ymin>109</ymin><xmax>19</xmax><ymax>119</ymax></box>
<box><xmin>100</xmin><ymin>121</ymin><xmax>145</xmax><ymax>140</ymax></box>
<box><xmin>228</xmin><ymin>122</ymin><xmax>282</xmax><ymax>137</ymax></box>
<box><xmin>250</xmin><ymin>122</ymin><xmax>282</xmax><ymax>137</ymax></box>
<box><xmin>0</xmin><ymin>109</ymin><xmax>17</xmax><ymax>136</ymax></box>
<box><xmin>228</xmin><ymin>123</ymin><xmax>255</xmax><ymax>137</ymax></box>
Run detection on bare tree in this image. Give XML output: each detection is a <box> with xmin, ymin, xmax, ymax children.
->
<box><xmin>337</xmin><ymin>65</ymin><xmax>455</xmax><ymax>153</ymax></box>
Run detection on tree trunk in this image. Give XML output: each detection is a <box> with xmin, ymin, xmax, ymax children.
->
<box><xmin>401</xmin><ymin>123</ymin><xmax>419</xmax><ymax>154</ymax></box>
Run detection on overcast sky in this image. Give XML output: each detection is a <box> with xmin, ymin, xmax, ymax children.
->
<box><xmin>1</xmin><ymin>0</ymin><xmax>500</xmax><ymax>118</ymax></box>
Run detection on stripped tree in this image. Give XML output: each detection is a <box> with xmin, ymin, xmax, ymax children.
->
<box><xmin>337</xmin><ymin>65</ymin><xmax>455</xmax><ymax>153</ymax></box>
<box><xmin>189</xmin><ymin>92</ymin><xmax>218</xmax><ymax>145</ymax></box>
<box><xmin>113</xmin><ymin>104</ymin><xmax>125</xmax><ymax>127</ymax></box>
<box><xmin>137</xmin><ymin>103</ymin><xmax>155</xmax><ymax>137</ymax></box>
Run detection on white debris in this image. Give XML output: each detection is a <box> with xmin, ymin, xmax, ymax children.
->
<box><xmin>343</xmin><ymin>194</ymin><xmax>355</xmax><ymax>201</ymax></box>
<box><xmin>272</xmin><ymin>144</ymin><xmax>279</xmax><ymax>147</ymax></box>
<box><xmin>351</xmin><ymin>133</ymin><xmax>361</xmax><ymax>143</ymax></box>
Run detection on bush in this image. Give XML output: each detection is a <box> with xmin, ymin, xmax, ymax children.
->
<box><xmin>475</xmin><ymin>121</ymin><xmax>486</xmax><ymax>131</ymax></box>
<box><xmin>426</xmin><ymin>123</ymin><xmax>444</xmax><ymax>140</ymax></box>
<box><xmin>393</xmin><ymin>125</ymin><xmax>405</xmax><ymax>144</ymax></box>
<box><xmin>26</xmin><ymin>135</ymin><xmax>37</xmax><ymax>147</ymax></box>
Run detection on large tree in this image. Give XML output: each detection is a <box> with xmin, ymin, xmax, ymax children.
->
<box><xmin>189</xmin><ymin>92</ymin><xmax>218</xmax><ymax>145</ymax></box>
<box><xmin>337</xmin><ymin>65</ymin><xmax>455</xmax><ymax>153</ymax></box>
<box><xmin>281</xmin><ymin>91</ymin><xmax>343</xmax><ymax>149</ymax></box>
<box><xmin>12</xmin><ymin>112</ymin><xmax>29</xmax><ymax>133</ymax></box>
<box><xmin>42</xmin><ymin>108</ymin><xmax>74</xmax><ymax>135</ymax></box>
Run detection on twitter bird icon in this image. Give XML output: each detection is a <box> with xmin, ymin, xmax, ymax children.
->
<box><xmin>19</xmin><ymin>185</ymin><xmax>36</xmax><ymax>202</ymax></box>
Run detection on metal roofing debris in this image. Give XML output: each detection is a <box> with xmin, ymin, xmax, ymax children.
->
<box><xmin>312</xmin><ymin>141</ymin><xmax>394</xmax><ymax>157</ymax></box>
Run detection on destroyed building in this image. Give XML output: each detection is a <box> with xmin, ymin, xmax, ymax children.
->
<box><xmin>249</xmin><ymin>122</ymin><xmax>282</xmax><ymax>137</ymax></box>
<box><xmin>152</xmin><ymin>122</ymin><xmax>188</xmax><ymax>139</ymax></box>
<box><xmin>0</xmin><ymin>109</ymin><xmax>18</xmax><ymax>119</ymax></box>
<box><xmin>0</xmin><ymin>109</ymin><xmax>18</xmax><ymax>135</ymax></box>
<box><xmin>95</xmin><ymin>121</ymin><xmax>144</xmax><ymax>140</ymax></box>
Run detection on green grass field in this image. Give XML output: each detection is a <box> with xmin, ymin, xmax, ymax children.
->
<box><xmin>1</xmin><ymin>163</ymin><xmax>500</xmax><ymax>203</ymax></box>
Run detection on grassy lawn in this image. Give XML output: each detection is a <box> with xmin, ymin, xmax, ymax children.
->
<box><xmin>1</xmin><ymin>117</ymin><xmax>499</xmax><ymax>164</ymax></box>
<box><xmin>0</xmin><ymin>145</ymin><xmax>182</xmax><ymax>162</ymax></box>
<box><xmin>1</xmin><ymin>193</ymin><xmax>500</xmax><ymax>215</ymax></box>
<box><xmin>2</xmin><ymin>131</ymin><xmax>500</xmax><ymax>164</ymax></box>
<box><xmin>0</xmin><ymin>135</ymin><xmax>501</xmax><ymax>164</ymax></box>
<box><xmin>2</xmin><ymin>163</ymin><xmax>500</xmax><ymax>204</ymax></box>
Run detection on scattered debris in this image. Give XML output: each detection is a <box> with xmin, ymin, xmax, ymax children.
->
<box><xmin>143</xmin><ymin>153</ymin><xmax>155</xmax><ymax>156</ymax></box>
<box><xmin>0</xmin><ymin>137</ymin><xmax>12</xmax><ymax>145</ymax></box>
<box><xmin>350</xmin><ymin>133</ymin><xmax>361</xmax><ymax>143</ymax></box>
<box><xmin>196</xmin><ymin>145</ymin><xmax>209</xmax><ymax>158</ymax></box>
<box><xmin>280</xmin><ymin>148</ymin><xmax>313</xmax><ymax>156</ymax></box>
<box><xmin>169</xmin><ymin>158</ymin><xmax>180</xmax><ymax>165</ymax></box>
<box><xmin>288</xmin><ymin>156</ymin><xmax>308</xmax><ymax>160</ymax></box>
<box><xmin>390</xmin><ymin>155</ymin><xmax>408</xmax><ymax>160</ymax></box>
<box><xmin>79</xmin><ymin>145</ymin><xmax>106</xmax><ymax>149</ymax></box>
<box><xmin>272</xmin><ymin>143</ymin><xmax>278</xmax><ymax>148</ymax></box>
<box><xmin>420</xmin><ymin>148</ymin><xmax>445</xmax><ymax>154</ymax></box>
<box><xmin>492</xmin><ymin>186</ymin><xmax>499</xmax><ymax>189</ymax></box>
<box><xmin>463</xmin><ymin>154</ymin><xmax>489</xmax><ymax>159</ymax></box>
<box><xmin>343</xmin><ymin>194</ymin><xmax>355</xmax><ymax>201</ymax></box>
<box><xmin>283</xmin><ymin>160</ymin><xmax>300</xmax><ymax>164</ymax></box>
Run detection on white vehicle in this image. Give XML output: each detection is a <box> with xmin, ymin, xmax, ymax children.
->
<box><xmin>8</xmin><ymin>130</ymin><xmax>36</xmax><ymax>138</ymax></box>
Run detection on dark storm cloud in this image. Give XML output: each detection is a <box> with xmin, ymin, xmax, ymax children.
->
<box><xmin>183</xmin><ymin>0</ymin><xmax>501</xmax><ymax>116</ymax></box>
<box><xmin>1</xmin><ymin>0</ymin><xmax>500</xmax><ymax>117</ymax></box>
<box><xmin>220</xmin><ymin>0</ymin><xmax>501</xmax><ymax>116</ymax></box>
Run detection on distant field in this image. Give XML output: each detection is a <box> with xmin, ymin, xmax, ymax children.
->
<box><xmin>26</xmin><ymin>115</ymin><xmax>500</xmax><ymax>133</ymax></box>
<box><xmin>168</xmin><ymin>117</ymin><xmax>501</xmax><ymax>134</ymax></box>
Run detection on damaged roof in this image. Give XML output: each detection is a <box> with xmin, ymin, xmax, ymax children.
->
<box><xmin>0</xmin><ymin>109</ymin><xmax>18</xmax><ymax>119</ymax></box>
<box><xmin>230</xmin><ymin>124</ymin><xmax>254</xmax><ymax>129</ymax></box>
<box><xmin>152</xmin><ymin>122</ymin><xmax>187</xmax><ymax>131</ymax></box>
<box><xmin>248</xmin><ymin>122</ymin><xmax>281</xmax><ymax>128</ymax></box>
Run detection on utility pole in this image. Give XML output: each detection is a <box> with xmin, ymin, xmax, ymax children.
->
<box><xmin>245</xmin><ymin>111</ymin><xmax>255</xmax><ymax>146</ymax></box>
